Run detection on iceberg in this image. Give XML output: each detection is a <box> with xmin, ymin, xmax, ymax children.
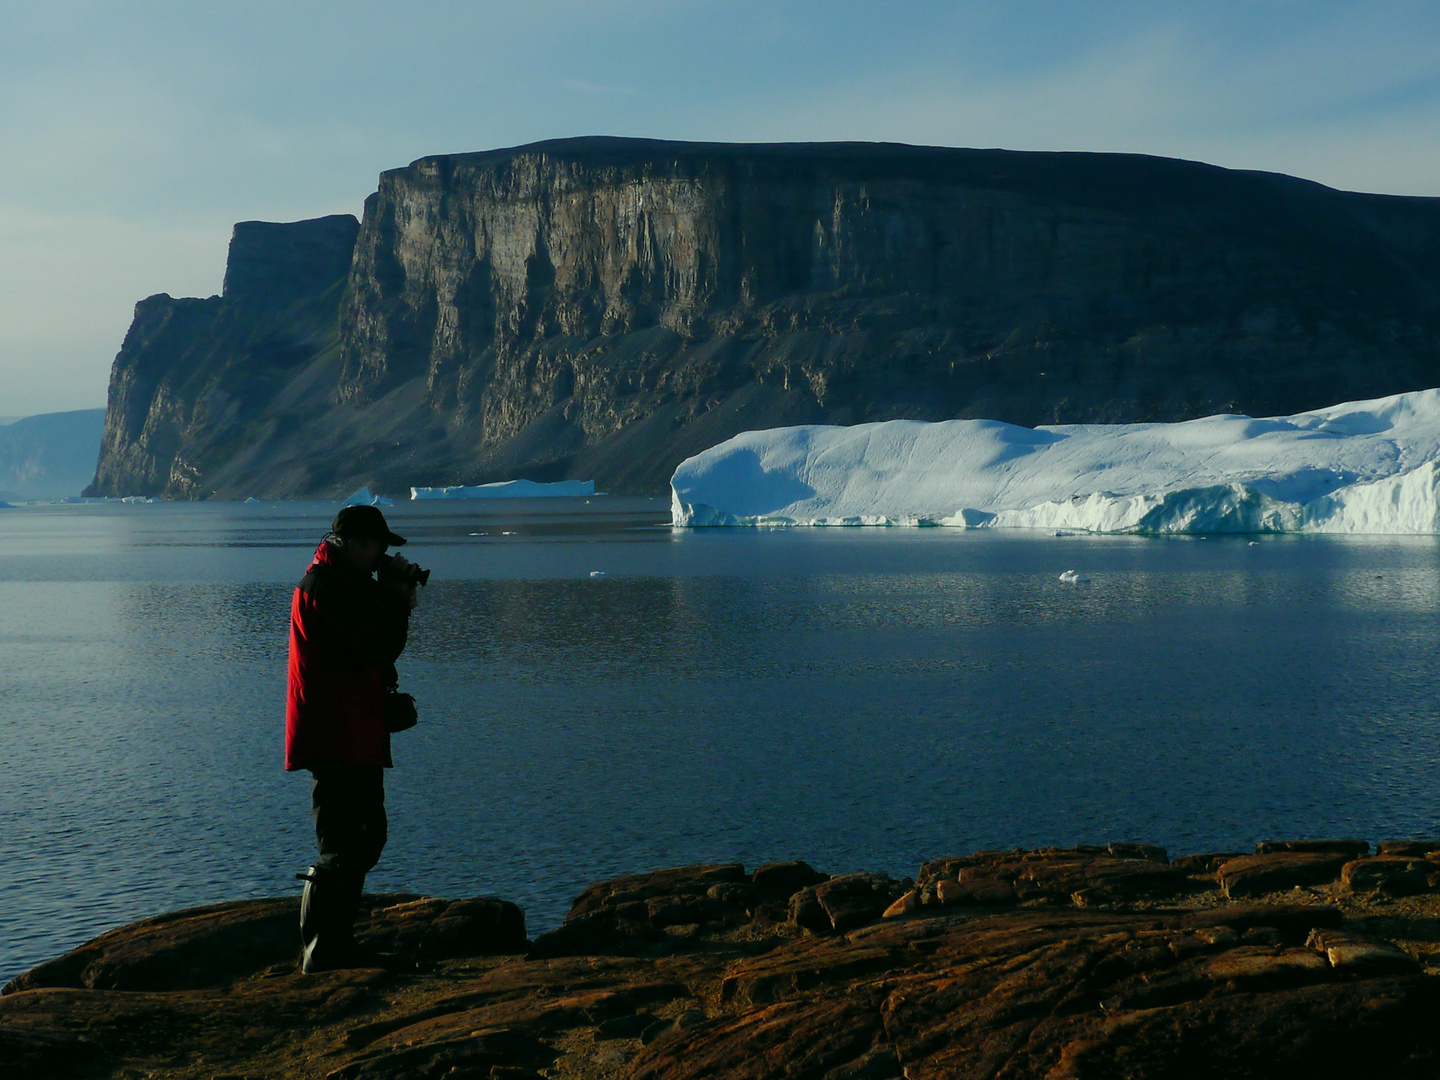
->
<box><xmin>670</xmin><ymin>389</ymin><xmax>1440</xmax><ymax>534</ymax></box>
<box><xmin>410</xmin><ymin>480</ymin><xmax>596</xmax><ymax>500</ymax></box>
<box><xmin>344</xmin><ymin>487</ymin><xmax>394</xmax><ymax>507</ymax></box>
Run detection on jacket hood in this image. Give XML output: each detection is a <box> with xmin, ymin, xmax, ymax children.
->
<box><xmin>309</xmin><ymin>539</ymin><xmax>364</xmax><ymax>576</ymax></box>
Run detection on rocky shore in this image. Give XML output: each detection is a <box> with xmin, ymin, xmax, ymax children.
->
<box><xmin>5</xmin><ymin>840</ymin><xmax>1440</xmax><ymax>1079</ymax></box>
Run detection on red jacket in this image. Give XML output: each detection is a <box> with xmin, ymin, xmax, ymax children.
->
<box><xmin>285</xmin><ymin>541</ymin><xmax>411</xmax><ymax>771</ymax></box>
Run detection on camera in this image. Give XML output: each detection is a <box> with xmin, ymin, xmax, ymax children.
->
<box><xmin>378</xmin><ymin>553</ymin><xmax>431</xmax><ymax>589</ymax></box>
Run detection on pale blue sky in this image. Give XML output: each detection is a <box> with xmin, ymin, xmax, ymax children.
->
<box><xmin>3</xmin><ymin>0</ymin><xmax>1439</xmax><ymax>415</ymax></box>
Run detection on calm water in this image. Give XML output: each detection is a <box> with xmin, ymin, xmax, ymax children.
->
<box><xmin>3</xmin><ymin>498</ymin><xmax>1440</xmax><ymax>981</ymax></box>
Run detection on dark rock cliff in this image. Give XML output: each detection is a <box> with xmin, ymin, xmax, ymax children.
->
<box><xmin>88</xmin><ymin>137</ymin><xmax>1440</xmax><ymax>498</ymax></box>
<box><xmin>86</xmin><ymin>215</ymin><xmax>359</xmax><ymax>498</ymax></box>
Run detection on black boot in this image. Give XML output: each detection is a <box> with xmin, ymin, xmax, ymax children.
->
<box><xmin>300</xmin><ymin>866</ymin><xmax>352</xmax><ymax>973</ymax></box>
<box><xmin>299</xmin><ymin>866</ymin><xmax>396</xmax><ymax>973</ymax></box>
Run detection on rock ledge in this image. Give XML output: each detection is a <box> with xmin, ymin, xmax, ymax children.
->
<box><xmin>5</xmin><ymin>840</ymin><xmax>1440</xmax><ymax>1079</ymax></box>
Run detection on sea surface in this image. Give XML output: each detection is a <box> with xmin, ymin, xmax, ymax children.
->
<box><xmin>3</xmin><ymin>497</ymin><xmax>1440</xmax><ymax>981</ymax></box>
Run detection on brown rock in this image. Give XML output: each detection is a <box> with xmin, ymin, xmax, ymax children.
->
<box><xmin>2</xmin><ymin>897</ymin><xmax>303</xmax><ymax>994</ymax></box>
<box><xmin>1254</xmin><ymin>839</ymin><xmax>1370</xmax><ymax>857</ymax></box>
<box><xmin>915</xmin><ymin>851</ymin><xmax>1019</xmax><ymax>888</ymax></box>
<box><xmin>789</xmin><ymin>887</ymin><xmax>832</xmax><ymax>935</ymax></box>
<box><xmin>1173</xmin><ymin>851</ymin><xmax>1247</xmax><ymax>872</ymax></box>
<box><xmin>1182</xmin><ymin>903</ymin><xmax>1343</xmax><ymax>941</ymax></box>
<box><xmin>1377</xmin><ymin>840</ymin><xmax>1440</xmax><ymax>857</ymax></box>
<box><xmin>368</xmin><ymin>896</ymin><xmax>527</xmax><ymax>959</ymax></box>
<box><xmin>751</xmin><ymin>860</ymin><xmax>828</xmax><ymax>894</ymax></box>
<box><xmin>1011</xmin><ymin>855</ymin><xmax>1187</xmax><ymax>903</ymax></box>
<box><xmin>645</xmin><ymin>896</ymin><xmax>706</xmax><ymax>927</ymax></box>
<box><xmin>566</xmin><ymin>863</ymin><xmax>746</xmax><ymax>920</ymax></box>
<box><xmin>1306</xmin><ymin>928</ymin><xmax>1420</xmax><ymax>974</ymax></box>
<box><xmin>814</xmin><ymin>873</ymin><xmax>909</xmax><ymax>932</ymax></box>
<box><xmin>1217</xmin><ymin>852</ymin><xmax>1352</xmax><ymax>897</ymax></box>
<box><xmin>881</xmin><ymin>891</ymin><xmax>919</xmax><ymax>919</ymax></box>
<box><xmin>1341</xmin><ymin>856</ymin><xmax>1433</xmax><ymax>896</ymax></box>
<box><xmin>10</xmin><ymin>847</ymin><xmax>1440</xmax><ymax>1080</ymax></box>
<box><xmin>1107</xmin><ymin>842</ymin><xmax>1169</xmax><ymax>863</ymax></box>
<box><xmin>1203</xmin><ymin>946</ymin><xmax>1331</xmax><ymax>986</ymax></box>
<box><xmin>936</xmin><ymin>877</ymin><xmax>1017</xmax><ymax>907</ymax></box>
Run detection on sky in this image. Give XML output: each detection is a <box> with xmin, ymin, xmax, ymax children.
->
<box><xmin>2</xmin><ymin>1</ymin><xmax>1439</xmax><ymax>416</ymax></box>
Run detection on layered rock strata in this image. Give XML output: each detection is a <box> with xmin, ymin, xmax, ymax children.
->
<box><xmin>87</xmin><ymin>138</ymin><xmax>1440</xmax><ymax>499</ymax></box>
<box><xmin>7</xmin><ymin>839</ymin><xmax>1440</xmax><ymax>1078</ymax></box>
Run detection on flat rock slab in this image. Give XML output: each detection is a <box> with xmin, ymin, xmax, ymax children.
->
<box><xmin>5</xmin><ymin>845</ymin><xmax>1440</xmax><ymax>1079</ymax></box>
<box><xmin>1217</xmin><ymin>852</ymin><xmax>1355</xmax><ymax>897</ymax></box>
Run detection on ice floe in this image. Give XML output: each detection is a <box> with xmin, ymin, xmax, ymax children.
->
<box><xmin>410</xmin><ymin>480</ymin><xmax>595</xmax><ymax>500</ymax></box>
<box><xmin>670</xmin><ymin>389</ymin><xmax>1440</xmax><ymax>534</ymax></box>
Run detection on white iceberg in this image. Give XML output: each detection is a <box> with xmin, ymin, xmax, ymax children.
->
<box><xmin>344</xmin><ymin>487</ymin><xmax>394</xmax><ymax>507</ymax></box>
<box><xmin>410</xmin><ymin>479</ymin><xmax>596</xmax><ymax>500</ymax></box>
<box><xmin>670</xmin><ymin>389</ymin><xmax>1440</xmax><ymax>534</ymax></box>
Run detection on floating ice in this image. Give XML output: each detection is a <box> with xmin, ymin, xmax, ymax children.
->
<box><xmin>344</xmin><ymin>487</ymin><xmax>393</xmax><ymax>507</ymax></box>
<box><xmin>589</xmin><ymin>571</ymin><xmax>607</xmax><ymax>578</ymax></box>
<box><xmin>670</xmin><ymin>389</ymin><xmax>1440</xmax><ymax>534</ymax></box>
<box><xmin>1058</xmin><ymin>570</ymin><xmax>1090</xmax><ymax>583</ymax></box>
<box><xmin>410</xmin><ymin>480</ymin><xmax>596</xmax><ymax>500</ymax></box>
<box><xmin>243</xmin><ymin>496</ymin><xmax>260</xmax><ymax>504</ymax></box>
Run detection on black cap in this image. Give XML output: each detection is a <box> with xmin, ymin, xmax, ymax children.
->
<box><xmin>330</xmin><ymin>505</ymin><xmax>406</xmax><ymax>547</ymax></box>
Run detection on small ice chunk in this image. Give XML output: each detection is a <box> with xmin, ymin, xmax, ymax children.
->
<box><xmin>244</xmin><ymin>496</ymin><xmax>260</xmax><ymax>503</ymax></box>
<box><xmin>1248</xmin><ymin>540</ymin><xmax>1259</xmax><ymax>546</ymax></box>
<box><xmin>411</xmin><ymin>479</ymin><xmax>595</xmax><ymax>500</ymax></box>
<box><xmin>468</xmin><ymin>531</ymin><xmax>487</xmax><ymax>536</ymax></box>
<box><xmin>589</xmin><ymin>570</ymin><xmax>607</xmax><ymax>578</ymax></box>
<box><xmin>1058</xmin><ymin>569</ymin><xmax>1090</xmax><ymax>584</ymax></box>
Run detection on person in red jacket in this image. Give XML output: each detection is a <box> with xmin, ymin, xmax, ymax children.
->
<box><xmin>287</xmin><ymin>505</ymin><xmax>417</xmax><ymax>973</ymax></box>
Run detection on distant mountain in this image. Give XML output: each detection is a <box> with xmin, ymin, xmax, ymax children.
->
<box><xmin>87</xmin><ymin>138</ymin><xmax>1440</xmax><ymax>499</ymax></box>
<box><xmin>0</xmin><ymin>409</ymin><xmax>106</xmax><ymax>501</ymax></box>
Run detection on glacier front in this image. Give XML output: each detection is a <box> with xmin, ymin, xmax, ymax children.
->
<box><xmin>669</xmin><ymin>390</ymin><xmax>1440</xmax><ymax>534</ymax></box>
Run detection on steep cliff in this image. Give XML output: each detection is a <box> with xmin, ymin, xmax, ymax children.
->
<box><xmin>89</xmin><ymin>138</ymin><xmax>1440</xmax><ymax>498</ymax></box>
<box><xmin>86</xmin><ymin>215</ymin><xmax>359</xmax><ymax>498</ymax></box>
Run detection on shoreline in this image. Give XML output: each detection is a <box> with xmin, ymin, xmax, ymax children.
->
<box><xmin>5</xmin><ymin>838</ymin><xmax>1440</xmax><ymax>1079</ymax></box>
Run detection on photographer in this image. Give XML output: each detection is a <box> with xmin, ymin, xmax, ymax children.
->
<box><xmin>285</xmin><ymin>505</ymin><xmax>419</xmax><ymax>973</ymax></box>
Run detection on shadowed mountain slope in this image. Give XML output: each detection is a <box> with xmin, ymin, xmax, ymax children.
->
<box><xmin>0</xmin><ymin>409</ymin><xmax>106</xmax><ymax>501</ymax></box>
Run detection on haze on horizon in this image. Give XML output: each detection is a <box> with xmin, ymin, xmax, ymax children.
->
<box><xmin>2</xmin><ymin>0</ymin><xmax>1438</xmax><ymax>417</ymax></box>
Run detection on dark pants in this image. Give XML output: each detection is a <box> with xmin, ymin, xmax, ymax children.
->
<box><xmin>301</xmin><ymin>763</ymin><xmax>386</xmax><ymax>966</ymax></box>
<box><xmin>311</xmin><ymin>762</ymin><xmax>387</xmax><ymax>879</ymax></box>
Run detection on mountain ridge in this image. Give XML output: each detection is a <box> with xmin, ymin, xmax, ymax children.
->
<box><xmin>87</xmin><ymin>137</ymin><xmax>1440</xmax><ymax>499</ymax></box>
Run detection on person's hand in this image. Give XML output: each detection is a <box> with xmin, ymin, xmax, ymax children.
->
<box><xmin>405</xmin><ymin>584</ymin><xmax>419</xmax><ymax>611</ymax></box>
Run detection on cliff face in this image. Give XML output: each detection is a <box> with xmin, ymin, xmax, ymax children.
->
<box><xmin>89</xmin><ymin>138</ymin><xmax>1440</xmax><ymax>498</ymax></box>
<box><xmin>86</xmin><ymin>215</ymin><xmax>359</xmax><ymax>498</ymax></box>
